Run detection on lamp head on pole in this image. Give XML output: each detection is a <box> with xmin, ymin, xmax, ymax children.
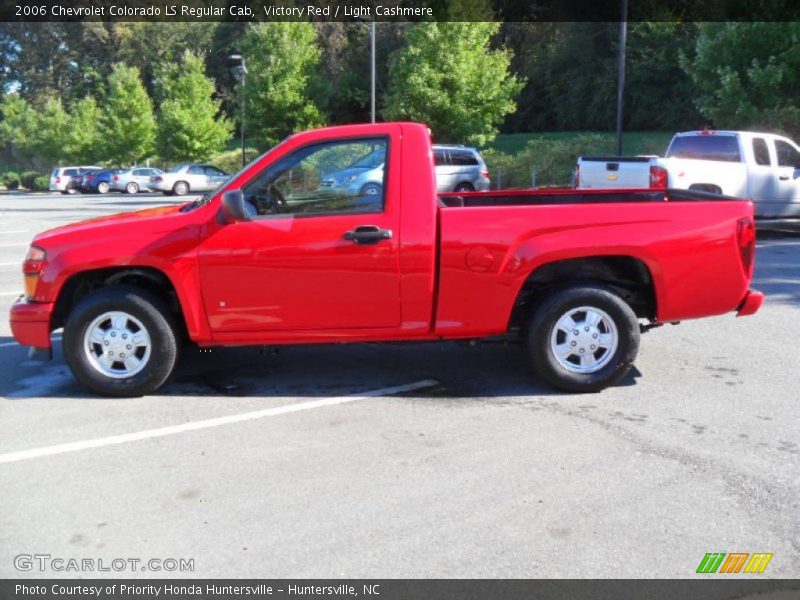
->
<box><xmin>227</xmin><ymin>53</ymin><xmax>247</xmax><ymax>83</ymax></box>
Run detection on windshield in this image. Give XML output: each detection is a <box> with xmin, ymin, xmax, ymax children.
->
<box><xmin>666</xmin><ymin>135</ymin><xmax>741</xmax><ymax>162</ymax></box>
<box><xmin>189</xmin><ymin>138</ymin><xmax>294</xmax><ymax>210</ymax></box>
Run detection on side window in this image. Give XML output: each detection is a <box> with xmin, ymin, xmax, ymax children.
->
<box><xmin>433</xmin><ymin>149</ymin><xmax>447</xmax><ymax>166</ymax></box>
<box><xmin>243</xmin><ymin>137</ymin><xmax>388</xmax><ymax>217</ymax></box>
<box><xmin>752</xmin><ymin>138</ymin><xmax>771</xmax><ymax>166</ymax></box>
<box><xmin>188</xmin><ymin>165</ymin><xmax>205</xmax><ymax>175</ymax></box>
<box><xmin>449</xmin><ymin>150</ymin><xmax>479</xmax><ymax>166</ymax></box>
<box><xmin>775</xmin><ymin>140</ymin><xmax>800</xmax><ymax>168</ymax></box>
<box><xmin>132</xmin><ymin>169</ymin><xmax>147</xmax><ymax>177</ymax></box>
<box><xmin>205</xmin><ymin>166</ymin><xmax>226</xmax><ymax>177</ymax></box>
<box><xmin>64</xmin><ymin>169</ymin><xmax>78</xmax><ymax>176</ymax></box>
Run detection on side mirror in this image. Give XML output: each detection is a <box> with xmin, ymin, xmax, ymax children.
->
<box><xmin>218</xmin><ymin>189</ymin><xmax>250</xmax><ymax>224</ymax></box>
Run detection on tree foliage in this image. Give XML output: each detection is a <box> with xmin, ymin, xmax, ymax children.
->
<box><xmin>156</xmin><ymin>51</ymin><xmax>232</xmax><ymax>162</ymax></box>
<box><xmin>682</xmin><ymin>22</ymin><xmax>800</xmax><ymax>135</ymax></box>
<box><xmin>240</xmin><ymin>23</ymin><xmax>323</xmax><ymax>149</ymax></box>
<box><xmin>384</xmin><ymin>22</ymin><xmax>523</xmax><ymax>146</ymax></box>
<box><xmin>100</xmin><ymin>64</ymin><xmax>156</xmax><ymax>164</ymax></box>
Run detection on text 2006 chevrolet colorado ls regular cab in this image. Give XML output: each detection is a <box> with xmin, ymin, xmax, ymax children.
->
<box><xmin>10</xmin><ymin>122</ymin><xmax>763</xmax><ymax>397</ymax></box>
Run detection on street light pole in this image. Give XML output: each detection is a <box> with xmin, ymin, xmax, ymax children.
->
<box><xmin>370</xmin><ymin>20</ymin><xmax>376</xmax><ymax>123</ymax></box>
<box><xmin>227</xmin><ymin>53</ymin><xmax>248</xmax><ymax>167</ymax></box>
<box><xmin>615</xmin><ymin>0</ymin><xmax>628</xmax><ymax>156</ymax></box>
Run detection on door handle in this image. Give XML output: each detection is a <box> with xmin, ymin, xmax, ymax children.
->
<box><xmin>343</xmin><ymin>225</ymin><xmax>392</xmax><ymax>245</ymax></box>
<box><xmin>779</xmin><ymin>175</ymin><xmax>790</xmax><ymax>180</ymax></box>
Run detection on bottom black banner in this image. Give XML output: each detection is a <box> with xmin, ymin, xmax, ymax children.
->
<box><xmin>1</xmin><ymin>580</ymin><xmax>799</xmax><ymax>600</ymax></box>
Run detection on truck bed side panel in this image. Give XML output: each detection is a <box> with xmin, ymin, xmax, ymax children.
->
<box><xmin>435</xmin><ymin>201</ymin><xmax>753</xmax><ymax>336</ymax></box>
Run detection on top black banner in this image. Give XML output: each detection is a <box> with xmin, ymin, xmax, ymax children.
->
<box><xmin>4</xmin><ymin>0</ymin><xmax>800</xmax><ymax>23</ymax></box>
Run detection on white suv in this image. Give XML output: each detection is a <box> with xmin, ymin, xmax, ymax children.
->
<box><xmin>49</xmin><ymin>166</ymin><xmax>101</xmax><ymax>194</ymax></box>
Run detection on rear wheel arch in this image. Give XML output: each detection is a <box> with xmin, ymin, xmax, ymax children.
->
<box><xmin>508</xmin><ymin>255</ymin><xmax>657</xmax><ymax>333</ymax></box>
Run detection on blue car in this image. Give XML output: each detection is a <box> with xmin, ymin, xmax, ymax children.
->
<box><xmin>79</xmin><ymin>168</ymin><xmax>123</xmax><ymax>194</ymax></box>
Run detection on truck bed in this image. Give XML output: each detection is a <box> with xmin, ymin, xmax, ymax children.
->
<box><xmin>434</xmin><ymin>187</ymin><xmax>754</xmax><ymax>338</ymax></box>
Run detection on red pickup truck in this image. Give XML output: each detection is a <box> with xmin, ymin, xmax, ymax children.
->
<box><xmin>10</xmin><ymin>122</ymin><xmax>763</xmax><ymax>397</ymax></box>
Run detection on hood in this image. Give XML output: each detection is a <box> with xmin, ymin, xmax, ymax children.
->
<box><xmin>323</xmin><ymin>166</ymin><xmax>382</xmax><ymax>182</ymax></box>
<box><xmin>33</xmin><ymin>204</ymin><xmax>187</xmax><ymax>247</ymax></box>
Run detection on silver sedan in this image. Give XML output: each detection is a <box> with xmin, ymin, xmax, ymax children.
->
<box><xmin>110</xmin><ymin>167</ymin><xmax>164</xmax><ymax>194</ymax></box>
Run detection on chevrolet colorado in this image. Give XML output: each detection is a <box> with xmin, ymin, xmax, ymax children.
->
<box><xmin>10</xmin><ymin>122</ymin><xmax>763</xmax><ymax>396</ymax></box>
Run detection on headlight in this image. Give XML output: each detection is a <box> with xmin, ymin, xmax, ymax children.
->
<box><xmin>23</xmin><ymin>245</ymin><xmax>46</xmax><ymax>299</ymax></box>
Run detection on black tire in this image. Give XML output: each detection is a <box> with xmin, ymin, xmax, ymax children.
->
<box><xmin>60</xmin><ymin>190</ymin><xmax>69</xmax><ymax>195</ymax></box>
<box><xmin>125</xmin><ymin>182</ymin><xmax>139</xmax><ymax>194</ymax></box>
<box><xmin>63</xmin><ymin>285</ymin><xmax>180</xmax><ymax>397</ymax></box>
<box><xmin>454</xmin><ymin>182</ymin><xmax>474</xmax><ymax>192</ymax></box>
<box><xmin>173</xmin><ymin>181</ymin><xmax>189</xmax><ymax>196</ymax></box>
<box><xmin>527</xmin><ymin>284</ymin><xmax>640</xmax><ymax>393</ymax></box>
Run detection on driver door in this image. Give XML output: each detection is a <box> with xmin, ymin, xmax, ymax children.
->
<box><xmin>198</xmin><ymin>134</ymin><xmax>401</xmax><ymax>334</ymax></box>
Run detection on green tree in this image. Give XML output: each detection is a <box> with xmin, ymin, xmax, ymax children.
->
<box><xmin>682</xmin><ymin>22</ymin><xmax>800</xmax><ymax>134</ymax></box>
<box><xmin>100</xmin><ymin>64</ymin><xmax>156</xmax><ymax>163</ymax></box>
<box><xmin>156</xmin><ymin>51</ymin><xmax>232</xmax><ymax>162</ymax></box>
<box><xmin>240</xmin><ymin>22</ymin><xmax>324</xmax><ymax>149</ymax></box>
<box><xmin>64</xmin><ymin>96</ymin><xmax>102</xmax><ymax>164</ymax></box>
<box><xmin>384</xmin><ymin>22</ymin><xmax>523</xmax><ymax>146</ymax></box>
<box><xmin>0</xmin><ymin>94</ymin><xmax>36</xmax><ymax>159</ymax></box>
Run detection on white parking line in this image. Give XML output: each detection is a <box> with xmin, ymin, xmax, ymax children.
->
<box><xmin>0</xmin><ymin>291</ymin><xmax>22</xmax><ymax>296</ymax></box>
<box><xmin>0</xmin><ymin>230</ymin><xmax>29</xmax><ymax>235</ymax></box>
<box><xmin>0</xmin><ymin>379</ymin><xmax>438</xmax><ymax>465</ymax></box>
<box><xmin>0</xmin><ymin>262</ymin><xmax>20</xmax><ymax>266</ymax></box>
<box><xmin>0</xmin><ymin>243</ymin><xmax>28</xmax><ymax>248</ymax></box>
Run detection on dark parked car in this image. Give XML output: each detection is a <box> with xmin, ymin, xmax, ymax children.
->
<box><xmin>78</xmin><ymin>169</ymin><xmax>123</xmax><ymax>194</ymax></box>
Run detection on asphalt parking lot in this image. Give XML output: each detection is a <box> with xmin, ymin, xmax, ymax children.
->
<box><xmin>0</xmin><ymin>191</ymin><xmax>798</xmax><ymax>579</ymax></box>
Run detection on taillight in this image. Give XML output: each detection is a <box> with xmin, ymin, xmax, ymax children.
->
<box><xmin>113</xmin><ymin>175</ymin><xmax>119</xmax><ymax>181</ymax></box>
<box><xmin>23</xmin><ymin>246</ymin><xmax>46</xmax><ymax>299</ymax></box>
<box><xmin>481</xmin><ymin>169</ymin><xmax>489</xmax><ymax>179</ymax></box>
<box><xmin>55</xmin><ymin>176</ymin><xmax>61</xmax><ymax>184</ymax></box>
<box><xmin>737</xmin><ymin>217</ymin><xmax>756</xmax><ymax>276</ymax></box>
<box><xmin>649</xmin><ymin>165</ymin><xmax>668</xmax><ymax>189</ymax></box>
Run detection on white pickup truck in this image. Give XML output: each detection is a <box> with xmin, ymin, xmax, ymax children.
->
<box><xmin>576</xmin><ymin>130</ymin><xmax>800</xmax><ymax>219</ymax></box>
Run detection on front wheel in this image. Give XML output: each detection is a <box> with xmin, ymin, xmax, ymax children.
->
<box><xmin>97</xmin><ymin>181</ymin><xmax>110</xmax><ymax>194</ymax></box>
<box><xmin>173</xmin><ymin>181</ymin><xmax>189</xmax><ymax>196</ymax></box>
<box><xmin>125</xmin><ymin>182</ymin><xmax>139</xmax><ymax>194</ymax></box>
<box><xmin>63</xmin><ymin>286</ymin><xmax>179</xmax><ymax>397</ymax></box>
<box><xmin>527</xmin><ymin>284</ymin><xmax>640</xmax><ymax>393</ymax></box>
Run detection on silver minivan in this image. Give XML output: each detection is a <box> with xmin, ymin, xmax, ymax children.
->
<box><xmin>320</xmin><ymin>144</ymin><xmax>491</xmax><ymax>198</ymax></box>
<box><xmin>432</xmin><ymin>145</ymin><xmax>491</xmax><ymax>192</ymax></box>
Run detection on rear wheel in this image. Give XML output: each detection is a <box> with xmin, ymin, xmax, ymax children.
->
<box><xmin>63</xmin><ymin>286</ymin><xmax>179</xmax><ymax>397</ymax></box>
<box><xmin>527</xmin><ymin>284</ymin><xmax>640</xmax><ymax>392</ymax></box>
<box><xmin>454</xmin><ymin>182</ymin><xmax>474</xmax><ymax>192</ymax></box>
<box><xmin>173</xmin><ymin>181</ymin><xmax>189</xmax><ymax>196</ymax></box>
<box><xmin>125</xmin><ymin>182</ymin><xmax>139</xmax><ymax>194</ymax></box>
<box><xmin>97</xmin><ymin>181</ymin><xmax>110</xmax><ymax>194</ymax></box>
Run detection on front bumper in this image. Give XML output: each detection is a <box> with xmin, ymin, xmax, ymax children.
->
<box><xmin>9</xmin><ymin>296</ymin><xmax>54</xmax><ymax>349</ymax></box>
<box><xmin>736</xmin><ymin>289</ymin><xmax>764</xmax><ymax>317</ymax></box>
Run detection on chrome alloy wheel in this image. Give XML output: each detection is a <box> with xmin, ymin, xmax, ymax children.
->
<box><xmin>83</xmin><ymin>311</ymin><xmax>151</xmax><ymax>379</ymax></box>
<box><xmin>549</xmin><ymin>305</ymin><xmax>618</xmax><ymax>374</ymax></box>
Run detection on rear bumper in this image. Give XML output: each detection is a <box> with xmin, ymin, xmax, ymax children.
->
<box><xmin>9</xmin><ymin>296</ymin><xmax>54</xmax><ymax>348</ymax></box>
<box><xmin>736</xmin><ymin>289</ymin><xmax>764</xmax><ymax>317</ymax></box>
